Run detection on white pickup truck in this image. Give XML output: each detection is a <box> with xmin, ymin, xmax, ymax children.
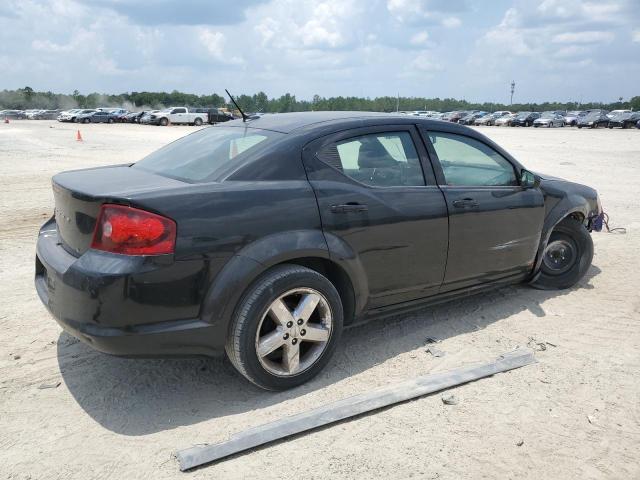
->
<box><xmin>153</xmin><ymin>107</ymin><xmax>208</xmax><ymax>126</ymax></box>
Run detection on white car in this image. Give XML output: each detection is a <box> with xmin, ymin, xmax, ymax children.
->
<box><xmin>606</xmin><ymin>109</ymin><xmax>631</xmax><ymax>119</ymax></box>
<box><xmin>57</xmin><ymin>109</ymin><xmax>84</xmax><ymax>122</ymax></box>
<box><xmin>151</xmin><ymin>107</ymin><xmax>208</xmax><ymax>126</ymax></box>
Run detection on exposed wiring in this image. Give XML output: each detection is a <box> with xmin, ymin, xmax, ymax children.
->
<box><xmin>602</xmin><ymin>212</ymin><xmax>626</xmax><ymax>234</ymax></box>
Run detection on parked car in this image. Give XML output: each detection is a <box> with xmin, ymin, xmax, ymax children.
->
<box><xmin>459</xmin><ymin>111</ymin><xmax>487</xmax><ymax>125</ymax></box>
<box><xmin>637</xmin><ymin>119</ymin><xmax>640</xmax><ymax>129</ymax></box>
<box><xmin>511</xmin><ymin>112</ymin><xmax>541</xmax><ymax>127</ymax></box>
<box><xmin>57</xmin><ymin>109</ymin><xmax>83</xmax><ymax>122</ymax></box>
<box><xmin>577</xmin><ymin>110</ymin><xmax>609</xmax><ymax>128</ymax></box>
<box><xmin>1</xmin><ymin>110</ymin><xmax>27</xmax><ymax>120</ymax></box>
<box><xmin>148</xmin><ymin>107</ymin><xmax>208</xmax><ymax>126</ymax></box>
<box><xmin>533</xmin><ymin>112</ymin><xmax>565</xmax><ymax>128</ymax></box>
<box><xmin>35</xmin><ymin>112</ymin><xmax>604</xmax><ymax>390</ymax></box>
<box><xmin>607</xmin><ymin>111</ymin><xmax>640</xmax><ymax>129</ymax></box>
<box><xmin>123</xmin><ymin>111</ymin><xmax>145</xmax><ymax>123</ymax></box>
<box><xmin>32</xmin><ymin>109</ymin><xmax>62</xmax><ymax>120</ymax></box>
<box><xmin>194</xmin><ymin>108</ymin><xmax>234</xmax><ymax>124</ymax></box>
<box><xmin>449</xmin><ymin>110</ymin><xmax>477</xmax><ymax>123</ymax></box>
<box><xmin>139</xmin><ymin>110</ymin><xmax>161</xmax><ymax>125</ymax></box>
<box><xmin>410</xmin><ymin>110</ymin><xmax>440</xmax><ymax>117</ymax></box>
<box><xmin>75</xmin><ymin>110</ymin><xmax>116</xmax><ymax>124</ymax></box>
<box><xmin>606</xmin><ymin>109</ymin><xmax>631</xmax><ymax>119</ymax></box>
<box><xmin>474</xmin><ymin>111</ymin><xmax>511</xmax><ymax>126</ymax></box>
<box><xmin>494</xmin><ymin>113</ymin><xmax>517</xmax><ymax>127</ymax></box>
<box><xmin>563</xmin><ymin>111</ymin><xmax>584</xmax><ymax>126</ymax></box>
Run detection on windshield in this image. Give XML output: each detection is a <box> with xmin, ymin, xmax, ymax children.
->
<box><xmin>516</xmin><ymin>112</ymin><xmax>532</xmax><ymax>118</ymax></box>
<box><xmin>133</xmin><ymin>126</ymin><xmax>283</xmax><ymax>183</ymax></box>
<box><xmin>584</xmin><ymin>112</ymin><xmax>603</xmax><ymax>120</ymax></box>
<box><xmin>611</xmin><ymin>112</ymin><xmax>631</xmax><ymax>120</ymax></box>
<box><xmin>540</xmin><ymin>112</ymin><xmax>556</xmax><ymax>119</ymax></box>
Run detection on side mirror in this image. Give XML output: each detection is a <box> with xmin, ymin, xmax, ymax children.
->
<box><xmin>521</xmin><ymin>169</ymin><xmax>541</xmax><ymax>189</ymax></box>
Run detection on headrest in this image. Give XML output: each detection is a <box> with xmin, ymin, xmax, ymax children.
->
<box><xmin>357</xmin><ymin>137</ymin><xmax>398</xmax><ymax>169</ymax></box>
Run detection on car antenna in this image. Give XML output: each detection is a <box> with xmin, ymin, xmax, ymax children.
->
<box><xmin>225</xmin><ymin>89</ymin><xmax>248</xmax><ymax>122</ymax></box>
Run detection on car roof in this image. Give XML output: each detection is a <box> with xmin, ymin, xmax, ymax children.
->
<box><xmin>222</xmin><ymin>111</ymin><xmax>398</xmax><ymax>133</ymax></box>
<box><xmin>222</xmin><ymin>110</ymin><xmax>501</xmax><ymax>136</ymax></box>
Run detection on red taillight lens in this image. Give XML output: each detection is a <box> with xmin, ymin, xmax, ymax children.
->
<box><xmin>91</xmin><ymin>204</ymin><xmax>176</xmax><ymax>255</ymax></box>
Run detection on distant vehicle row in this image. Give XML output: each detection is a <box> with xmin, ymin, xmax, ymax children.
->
<box><xmin>0</xmin><ymin>107</ymin><xmax>235</xmax><ymax>125</ymax></box>
<box><xmin>400</xmin><ymin>109</ymin><xmax>640</xmax><ymax>129</ymax></box>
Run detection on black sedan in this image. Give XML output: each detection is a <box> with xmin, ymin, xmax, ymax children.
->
<box><xmin>608</xmin><ymin>112</ymin><xmax>640</xmax><ymax>129</ymax></box>
<box><xmin>577</xmin><ymin>110</ymin><xmax>609</xmax><ymax>128</ymax></box>
<box><xmin>511</xmin><ymin>112</ymin><xmax>541</xmax><ymax>127</ymax></box>
<box><xmin>35</xmin><ymin>112</ymin><xmax>603</xmax><ymax>390</ymax></box>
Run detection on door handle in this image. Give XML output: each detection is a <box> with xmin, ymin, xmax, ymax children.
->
<box><xmin>330</xmin><ymin>203</ymin><xmax>368</xmax><ymax>213</ymax></box>
<box><xmin>452</xmin><ymin>198</ymin><xmax>479</xmax><ymax>208</ymax></box>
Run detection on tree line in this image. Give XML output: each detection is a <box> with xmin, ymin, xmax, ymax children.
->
<box><xmin>2</xmin><ymin>87</ymin><xmax>638</xmax><ymax>113</ymax></box>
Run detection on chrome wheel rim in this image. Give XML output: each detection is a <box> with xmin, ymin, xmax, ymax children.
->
<box><xmin>543</xmin><ymin>239</ymin><xmax>577</xmax><ymax>275</ymax></box>
<box><xmin>255</xmin><ymin>288</ymin><xmax>332</xmax><ymax>377</ymax></box>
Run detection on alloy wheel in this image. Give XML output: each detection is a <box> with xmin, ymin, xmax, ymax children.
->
<box><xmin>255</xmin><ymin>288</ymin><xmax>332</xmax><ymax>377</ymax></box>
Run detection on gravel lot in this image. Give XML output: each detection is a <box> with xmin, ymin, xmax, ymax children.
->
<box><xmin>1</xmin><ymin>120</ymin><xmax>639</xmax><ymax>479</ymax></box>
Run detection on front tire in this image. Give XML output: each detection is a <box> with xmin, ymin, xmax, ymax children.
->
<box><xmin>159</xmin><ymin>117</ymin><xmax>169</xmax><ymax>126</ymax></box>
<box><xmin>226</xmin><ymin>264</ymin><xmax>343</xmax><ymax>390</ymax></box>
<box><xmin>533</xmin><ymin>218</ymin><xmax>593</xmax><ymax>290</ymax></box>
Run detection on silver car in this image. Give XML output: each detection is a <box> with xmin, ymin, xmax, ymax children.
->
<box><xmin>494</xmin><ymin>113</ymin><xmax>517</xmax><ymax>126</ymax></box>
<box><xmin>533</xmin><ymin>112</ymin><xmax>565</xmax><ymax>128</ymax></box>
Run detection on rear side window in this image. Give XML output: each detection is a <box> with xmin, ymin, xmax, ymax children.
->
<box><xmin>317</xmin><ymin>131</ymin><xmax>425</xmax><ymax>187</ymax></box>
<box><xmin>427</xmin><ymin>132</ymin><xmax>518</xmax><ymax>187</ymax></box>
<box><xmin>133</xmin><ymin>127</ymin><xmax>283</xmax><ymax>183</ymax></box>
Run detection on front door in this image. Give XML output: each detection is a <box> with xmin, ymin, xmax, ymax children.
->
<box><xmin>303</xmin><ymin>125</ymin><xmax>449</xmax><ymax>308</ymax></box>
<box><xmin>421</xmin><ymin>128</ymin><xmax>545</xmax><ymax>291</ymax></box>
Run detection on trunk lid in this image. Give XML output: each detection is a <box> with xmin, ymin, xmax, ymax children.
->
<box><xmin>52</xmin><ymin>165</ymin><xmax>185</xmax><ymax>256</ymax></box>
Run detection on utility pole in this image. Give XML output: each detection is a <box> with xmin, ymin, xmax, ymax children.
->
<box><xmin>510</xmin><ymin>81</ymin><xmax>515</xmax><ymax>106</ymax></box>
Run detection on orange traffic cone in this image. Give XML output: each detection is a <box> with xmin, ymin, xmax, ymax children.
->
<box><xmin>76</xmin><ymin>130</ymin><xmax>83</xmax><ymax>142</ymax></box>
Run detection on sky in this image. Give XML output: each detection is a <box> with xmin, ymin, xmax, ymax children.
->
<box><xmin>1</xmin><ymin>0</ymin><xmax>639</xmax><ymax>103</ymax></box>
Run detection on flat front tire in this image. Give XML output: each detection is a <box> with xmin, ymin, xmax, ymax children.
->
<box><xmin>533</xmin><ymin>218</ymin><xmax>594</xmax><ymax>290</ymax></box>
<box><xmin>226</xmin><ymin>264</ymin><xmax>343</xmax><ymax>390</ymax></box>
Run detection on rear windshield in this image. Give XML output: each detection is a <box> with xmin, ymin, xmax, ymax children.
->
<box><xmin>132</xmin><ymin>126</ymin><xmax>283</xmax><ymax>183</ymax></box>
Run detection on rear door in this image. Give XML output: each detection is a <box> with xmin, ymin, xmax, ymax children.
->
<box><xmin>303</xmin><ymin>125</ymin><xmax>449</xmax><ymax>308</ymax></box>
<box><xmin>420</xmin><ymin>128</ymin><xmax>545</xmax><ymax>291</ymax></box>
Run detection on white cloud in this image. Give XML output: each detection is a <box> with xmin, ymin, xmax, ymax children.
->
<box><xmin>552</xmin><ymin>31</ymin><xmax>614</xmax><ymax>44</ymax></box>
<box><xmin>199</xmin><ymin>29</ymin><xmax>225</xmax><ymax>57</ymax></box>
<box><xmin>410</xmin><ymin>31</ymin><xmax>429</xmax><ymax>45</ymax></box>
<box><xmin>442</xmin><ymin>17</ymin><xmax>461</xmax><ymax>28</ymax></box>
<box><xmin>632</xmin><ymin>30</ymin><xmax>640</xmax><ymax>42</ymax></box>
<box><xmin>410</xmin><ymin>52</ymin><xmax>443</xmax><ymax>72</ymax></box>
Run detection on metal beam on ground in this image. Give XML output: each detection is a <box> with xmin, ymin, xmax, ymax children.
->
<box><xmin>176</xmin><ymin>348</ymin><xmax>537</xmax><ymax>471</ymax></box>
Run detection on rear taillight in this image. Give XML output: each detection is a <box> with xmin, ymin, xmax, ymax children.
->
<box><xmin>91</xmin><ymin>204</ymin><xmax>176</xmax><ymax>255</ymax></box>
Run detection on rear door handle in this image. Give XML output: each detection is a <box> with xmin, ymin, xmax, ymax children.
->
<box><xmin>452</xmin><ymin>198</ymin><xmax>479</xmax><ymax>208</ymax></box>
<box><xmin>330</xmin><ymin>203</ymin><xmax>368</xmax><ymax>213</ymax></box>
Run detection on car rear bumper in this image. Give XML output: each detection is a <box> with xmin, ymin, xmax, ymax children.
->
<box><xmin>34</xmin><ymin>218</ymin><xmax>225</xmax><ymax>357</ymax></box>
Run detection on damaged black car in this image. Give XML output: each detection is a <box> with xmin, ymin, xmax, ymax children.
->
<box><xmin>35</xmin><ymin>112</ymin><xmax>603</xmax><ymax>390</ymax></box>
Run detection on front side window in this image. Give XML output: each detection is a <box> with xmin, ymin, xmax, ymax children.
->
<box><xmin>317</xmin><ymin>131</ymin><xmax>425</xmax><ymax>187</ymax></box>
<box><xmin>427</xmin><ymin>132</ymin><xmax>518</xmax><ymax>187</ymax></box>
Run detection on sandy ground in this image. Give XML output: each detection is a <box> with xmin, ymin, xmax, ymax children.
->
<box><xmin>1</xmin><ymin>120</ymin><xmax>639</xmax><ymax>480</ymax></box>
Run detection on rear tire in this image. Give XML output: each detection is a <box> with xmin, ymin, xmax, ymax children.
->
<box><xmin>226</xmin><ymin>264</ymin><xmax>343</xmax><ymax>390</ymax></box>
<box><xmin>532</xmin><ymin>218</ymin><xmax>593</xmax><ymax>290</ymax></box>
<box><xmin>194</xmin><ymin>117</ymin><xmax>203</xmax><ymax>126</ymax></box>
